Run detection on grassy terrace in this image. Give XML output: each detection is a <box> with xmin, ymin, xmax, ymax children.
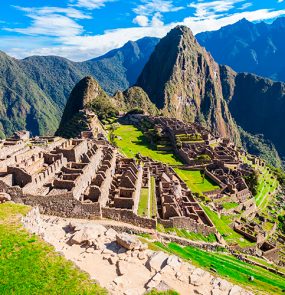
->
<box><xmin>113</xmin><ymin>124</ymin><xmax>219</xmax><ymax>194</ymax></box>
<box><xmin>113</xmin><ymin>125</ymin><xmax>182</xmax><ymax>166</ymax></box>
<box><xmin>202</xmin><ymin>205</ymin><xmax>254</xmax><ymax>247</ymax></box>
<box><xmin>0</xmin><ymin>203</ymin><xmax>106</xmax><ymax>295</ymax></box>
<box><xmin>157</xmin><ymin>224</ymin><xmax>217</xmax><ymax>243</ymax></box>
<box><xmin>242</xmin><ymin>156</ymin><xmax>279</xmax><ymax>211</ymax></box>
<box><xmin>153</xmin><ymin>242</ymin><xmax>285</xmax><ymax>295</ymax></box>
<box><xmin>138</xmin><ymin>188</ymin><xmax>149</xmax><ymax>217</ymax></box>
<box><xmin>255</xmin><ymin>166</ymin><xmax>278</xmax><ymax>211</ymax></box>
<box><xmin>174</xmin><ymin>169</ymin><xmax>220</xmax><ymax>194</ymax></box>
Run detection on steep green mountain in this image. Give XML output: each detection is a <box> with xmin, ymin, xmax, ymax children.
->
<box><xmin>0</xmin><ymin>37</ymin><xmax>158</xmax><ymax>137</ymax></box>
<box><xmin>196</xmin><ymin>17</ymin><xmax>285</xmax><ymax>82</ymax></box>
<box><xmin>137</xmin><ymin>26</ymin><xmax>240</xmax><ymax>141</ymax></box>
<box><xmin>0</xmin><ymin>51</ymin><xmax>60</xmax><ymax>137</ymax></box>
<box><xmin>19</xmin><ymin>56</ymin><xmax>84</xmax><ymax>110</ymax></box>
<box><xmin>220</xmin><ymin>66</ymin><xmax>285</xmax><ymax>162</ymax></box>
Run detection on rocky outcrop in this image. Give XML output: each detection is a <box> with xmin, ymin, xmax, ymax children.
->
<box><xmin>137</xmin><ymin>26</ymin><xmax>239</xmax><ymax>141</ymax></box>
<box><xmin>56</xmin><ymin>76</ymin><xmax>114</xmax><ymax>138</ymax></box>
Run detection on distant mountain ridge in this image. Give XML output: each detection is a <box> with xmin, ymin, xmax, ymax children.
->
<box><xmin>0</xmin><ymin>37</ymin><xmax>159</xmax><ymax>136</ymax></box>
<box><xmin>196</xmin><ymin>17</ymin><xmax>285</xmax><ymax>82</ymax></box>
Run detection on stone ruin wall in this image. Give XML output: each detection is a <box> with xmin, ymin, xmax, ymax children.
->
<box><xmin>102</xmin><ymin>207</ymin><xmax>156</xmax><ymax>229</ymax></box>
<box><xmin>23</xmin><ymin>193</ymin><xmax>102</xmax><ymax>219</ymax></box>
<box><xmin>158</xmin><ymin>217</ymin><xmax>216</xmax><ymax>236</ymax></box>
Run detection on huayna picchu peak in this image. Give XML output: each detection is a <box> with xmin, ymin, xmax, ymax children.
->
<box><xmin>137</xmin><ymin>25</ymin><xmax>240</xmax><ymax>141</ymax></box>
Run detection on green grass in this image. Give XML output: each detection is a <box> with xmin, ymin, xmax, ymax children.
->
<box><xmin>202</xmin><ymin>205</ymin><xmax>254</xmax><ymax>247</ymax></box>
<box><xmin>223</xmin><ymin>202</ymin><xmax>239</xmax><ymax>210</ymax></box>
<box><xmin>0</xmin><ymin>203</ymin><xmax>107</xmax><ymax>295</ymax></box>
<box><xmin>150</xmin><ymin>176</ymin><xmax>157</xmax><ymax>218</ymax></box>
<box><xmin>113</xmin><ymin>125</ymin><xmax>183</xmax><ymax>165</ymax></box>
<box><xmin>174</xmin><ymin>169</ymin><xmax>220</xmax><ymax>194</ymax></box>
<box><xmin>154</xmin><ymin>242</ymin><xmax>285</xmax><ymax>295</ymax></box>
<box><xmin>254</xmin><ymin>166</ymin><xmax>278</xmax><ymax>211</ymax></box>
<box><xmin>138</xmin><ymin>188</ymin><xmax>149</xmax><ymax>217</ymax></box>
<box><xmin>160</xmin><ymin>226</ymin><xmax>217</xmax><ymax>243</ymax></box>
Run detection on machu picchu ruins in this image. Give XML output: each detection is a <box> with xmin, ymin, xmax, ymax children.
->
<box><xmin>1</xmin><ymin>110</ymin><xmax>285</xmax><ymax>273</ymax></box>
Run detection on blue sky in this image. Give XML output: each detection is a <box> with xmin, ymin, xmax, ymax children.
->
<box><xmin>0</xmin><ymin>0</ymin><xmax>284</xmax><ymax>60</ymax></box>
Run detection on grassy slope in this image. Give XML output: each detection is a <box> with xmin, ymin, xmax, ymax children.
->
<box><xmin>0</xmin><ymin>203</ymin><xmax>106</xmax><ymax>295</ymax></box>
<box><xmin>202</xmin><ymin>205</ymin><xmax>254</xmax><ymax>247</ymax></box>
<box><xmin>113</xmin><ymin>125</ymin><xmax>182</xmax><ymax>165</ymax></box>
<box><xmin>174</xmin><ymin>169</ymin><xmax>219</xmax><ymax>194</ymax></box>
<box><xmin>154</xmin><ymin>242</ymin><xmax>285</xmax><ymax>295</ymax></box>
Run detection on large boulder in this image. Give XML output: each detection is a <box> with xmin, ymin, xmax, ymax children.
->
<box><xmin>70</xmin><ymin>224</ymin><xmax>106</xmax><ymax>245</ymax></box>
<box><xmin>116</xmin><ymin>233</ymin><xmax>142</xmax><ymax>250</ymax></box>
<box><xmin>166</xmin><ymin>255</ymin><xmax>182</xmax><ymax>271</ymax></box>
<box><xmin>145</xmin><ymin>251</ymin><xmax>169</xmax><ymax>272</ymax></box>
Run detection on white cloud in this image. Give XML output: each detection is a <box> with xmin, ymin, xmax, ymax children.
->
<box><xmin>13</xmin><ymin>6</ymin><xmax>91</xmax><ymax>19</ymax></box>
<box><xmin>133</xmin><ymin>15</ymin><xmax>149</xmax><ymax>26</ymax></box>
<box><xmin>70</xmin><ymin>0</ymin><xmax>115</xmax><ymax>10</ymax></box>
<box><xmin>4</xmin><ymin>1</ymin><xmax>285</xmax><ymax>61</ymax></box>
<box><xmin>5</xmin><ymin>6</ymin><xmax>87</xmax><ymax>37</ymax></box>
<box><xmin>182</xmin><ymin>8</ymin><xmax>285</xmax><ymax>33</ymax></box>
<box><xmin>134</xmin><ymin>0</ymin><xmax>183</xmax><ymax>16</ymax></box>
<box><xmin>239</xmin><ymin>3</ymin><xmax>253</xmax><ymax>10</ymax></box>
<box><xmin>189</xmin><ymin>0</ymin><xmax>245</xmax><ymax>19</ymax></box>
<box><xmin>151</xmin><ymin>12</ymin><xmax>164</xmax><ymax>27</ymax></box>
<box><xmin>278</xmin><ymin>0</ymin><xmax>284</xmax><ymax>3</ymax></box>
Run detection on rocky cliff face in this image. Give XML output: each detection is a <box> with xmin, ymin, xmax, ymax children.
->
<box><xmin>56</xmin><ymin>76</ymin><xmax>113</xmax><ymax>138</ymax></box>
<box><xmin>137</xmin><ymin>26</ymin><xmax>239</xmax><ymax>140</ymax></box>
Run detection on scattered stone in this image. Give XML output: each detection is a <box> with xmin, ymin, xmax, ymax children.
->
<box><xmin>155</xmin><ymin>280</ymin><xmax>171</xmax><ymax>292</ymax></box>
<box><xmin>0</xmin><ymin>192</ymin><xmax>11</xmax><ymax>203</ymax></box>
<box><xmin>116</xmin><ymin>233</ymin><xmax>141</xmax><ymax>250</ymax></box>
<box><xmin>145</xmin><ymin>251</ymin><xmax>169</xmax><ymax>272</ymax></box>
<box><xmin>138</xmin><ymin>252</ymin><xmax>146</xmax><ymax>260</ymax></box>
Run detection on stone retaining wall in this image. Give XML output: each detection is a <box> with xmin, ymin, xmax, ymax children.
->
<box><xmin>102</xmin><ymin>207</ymin><xmax>156</xmax><ymax>229</ymax></box>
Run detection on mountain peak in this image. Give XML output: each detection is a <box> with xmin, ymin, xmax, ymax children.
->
<box><xmin>58</xmin><ymin>76</ymin><xmax>106</xmax><ymax>129</ymax></box>
<box><xmin>137</xmin><ymin>24</ymin><xmax>238</xmax><ymax>139</ymax></box>
<box><xmin>237</xmin><ymin>18</ymin><xmax>251</xmax><ymax>25</ymax></box>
